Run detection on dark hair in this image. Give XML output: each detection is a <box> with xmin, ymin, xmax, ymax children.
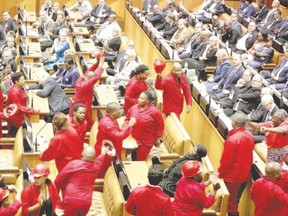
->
<box><xmin>106</xmin><ymin>102</ymin><xmax>119</xmax><ymax>114</ymax></box>
<box><xmin>148</xmin><ymin>164</ymin><xmax>164</xmax><ymax>185</ymax></box>
<box><xmin>73</xmin><ymin>103</ymin><xmax>85</xmax><ymax>112</ymax></box>
<box><xmin>168</xmin><ymin>2</ymin><xmax>176</xmax><ymax>8</ymax></box>
<box><xmin>129</xmin><ymin>64</ymin><xmax>149</xmax><ymax>78</ymax></box>
<box><xmin>2</xmin><ymin>10</ymin><xmax>9</xmax><ymax>15</ymax></box>
<box><xmin>64</xmin><ymin>57</ymin><xmax>74</xmax><ymax>65</ymax></box>
<box><xmin>142</xmin><ymin>91</ymin><xmax>153</xmax><ymax>101</ymax></box>
<box><xmin>52</xmin><ymin>112</ymin><xmax>67</xmax><ymax>130</ymax></box>
<box><xmin>12</xmin><ymin>72</ymin><xmax>24</xmax><ymax>84</ymax></box>
<box><xmin>259</xmin><ymin>30</ymin><xmax>268</xmax><ymax>42</ymax></box>
<box><xmin>275</xmin><ymin>9</ymin><xmax>281</xmax><ymax>15</ymax></box>
<box><xmin>246</xmin><ymin>0</ymin><xmax>253</xmax><ymax>4</ymax></box>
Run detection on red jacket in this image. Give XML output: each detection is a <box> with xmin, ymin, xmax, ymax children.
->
<box><xmin>250</xmin><ymin>176</ymin><xmax>288</xmax><ymax>216</ymax></box>
<box><xmin>279</xmin><ymin>162</ymin><xmax>288</xmax><ymax>193</ymax></box>
<box><xmin>155</xmin><ymin>73</ymin><xmax>192</xmax><ymax>116</ymax></box>
<box><xmin>259</xmin><ymin>121</ymin><xmax>288</xmax><ymax>148</ymax></box>
<box><xmin>173</xmin><ymin>177</ymin><xmax>215</xmax><ymax>216</ymax></box>
<box><xmin>0</xmin><ymin>91</ymin><xmax>4</xmax><ymax>138</ymax></box>
<box><xmin>6</xmin><ymin>84</ymin><xmax>35</xmax><ymax>127</ymax></box>
<box><xmin>124</xmin><ymin>76</ymin><xmax>148</xmax><ymax>115</ymax></box>
<box><xmin>68</xmin><ymin>117</ymin><xmax>88</xmax><ymax>143</ymax></box>
<box><xmin>40</xmin><ymin>126</ymin><xmax>83</xmax><ymax>172</ymax></box>
<box><xmin>95</xmin><ymin>115</ymin><xmax>132</xmax><ymax>159</ymax></box>
<box><xmin>54</xmin><ymin>154</ymin><xmax>104</xmax><ymax>204</ymax></box>
<box><xmin>218</xmin><ymin>126</ymin><xmax>254</xmax><ymax>183</ymax></box>
<box><xmin>21</xmin><ymin>180</ymin><xmax>62</xmax><ymax>216</ymax></box>
<box><xmin>126</xmin><ymin>185</ymin><xmax>174</xmax><ymax>216</ymax></box>
<box><xmin>0</xmin><ymin>200</ymin><xmax>21</xmax><ymax>216</ymax></box>
<box><xmin>125</xmin><ymin>103</ymin><xmax>164</xmax><ymax>147</ymax></box>
<box><xmin>69</xmin><ymin>65</ymin><xmax>104</xmax><ymax>115</ymax></box>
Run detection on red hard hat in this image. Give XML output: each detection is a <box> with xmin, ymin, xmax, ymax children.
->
<box><xmin>182</xmin><ymin>161</ymin><xmax>202</xmax><ymax>178</ymax></box>
<box><xmin>32</xmin><ymin>163</ymin><xmax>50</xmax><ymax>177</ymax></box>
<box><xmin>92</xmin><ymin>49</ymin><xmax>105</xmax><ymax>59</ymax></box>
<box><xmin>0</xmin><ymin>188</ymin><xmax>9</xmax><ymax>202</ymax></box>
<box><xmin>153</xmin><ymin>59</ymin><xmax>166</xmax><ymax>74</ymax></box>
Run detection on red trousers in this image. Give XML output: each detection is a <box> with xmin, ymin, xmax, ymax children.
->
<box><xmin>62</xmin><ymin>198</ymin><xmax>91</xmax><ymax>216</ymax></box>
<box><xmin>225</xmin><ymin>181</ymin><xmax>247</xmax><ymax>214</ymax></box>
<box><xmin>135</xmin><ymin>144</ymin><xmax>152</xmax><ymax>161</ymax></box>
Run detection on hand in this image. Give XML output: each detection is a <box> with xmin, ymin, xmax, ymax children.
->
<box><xmin>101</xmin><ymin>145</ymin><xmax>110</xmax><ymax>155</ymax></box>
<box><xmin>209</xmin><ymin>172</ymin><xmax>218</xmax><ymax>183</ymax></box>
<box><xmin>55</xmin><ymin>208</ymin><xmax>65</xmax><ymax>216</ymax></box>
<box><xmin>186</xmin><ymin>105</ymin><xmax>192</xmax><ymax>113</ymax></box>
<box><xmin>213</xmin><ymin>183</ymin><xmax>221</xmax><ymax>191</ymax></box>
<box><xmin>260</xmin><ymin>126</ymin><xmax>267</xmax><ymax>133</ymax></box>
<box><xmin>154</xmin><ymin>138</ymin><xmax>162</xmax><ymax>147</ymax></box>
<box><xmin>212</xmin><ymin>85</ymin><xmax>218</xmax><ymax>90</ymax></box>
<box><xmin>222</xmin><ymin>89</ymin><xmax>230</xmax><ymax>95</ymax></box>
<box><xmin>129</xmin><ymin>117</ymin><xmax>136</xmax><ymax>127</ymax></box>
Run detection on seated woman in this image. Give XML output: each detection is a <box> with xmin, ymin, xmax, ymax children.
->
<box><xmin>44</xmin><ymin>28</ymin><xmax>70</xmax><ymax>71</ymax></box>
<box><xmin>246</xmin><ymin>37</ymin><xmax>274</xmax><ymax>69</ymax></box>
<box><xmin>170</xmin><ymin>19</ymin><xmax>191</xmax><ymax>52</ymax></box>
<box><xmin>0</xmin><ymin>36</ymin><xmax>17</xmax><ymax>59</ymax></box>
<box><xmin>21</xmin><ymin>163</ymin><xmax>63</xmax><ymax>216</ymax></box>
<box><xmin>247</xmin><ymin>31</ymin><xmax>268</xmax><ymax>60</ymax></box>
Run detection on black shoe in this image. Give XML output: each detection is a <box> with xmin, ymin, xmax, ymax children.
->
<box><xmin>152</xmin><ymin>156</ymin><xmax>161</xmax><ymax>165</ymax></box>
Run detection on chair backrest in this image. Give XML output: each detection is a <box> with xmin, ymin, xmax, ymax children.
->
<box><xmin>89</xmin><ymin>120</ymin><xmax>99</xmax><ymax>147</ymax></box>
<box><xmin>163</xmin><ymin>113</ymin><xmax>192</xmax><ymax>155</ymax></box>
<box><xmin>103</xmin><ymin>167</ymin><xmax>125</xmax><ymax>216</ymax></box>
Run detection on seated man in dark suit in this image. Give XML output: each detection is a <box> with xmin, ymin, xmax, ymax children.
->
<box><xmin>251</xmin><ymin>0</ymin><xmax>269</xmax><ymax>24</ymax></box>
<box><xmin>223</xmin><ymin>73</ymin><xmax>262</xmax><ymax>117</ymax></box>
<box><xmin>160</xmin><ymin>14</ymin><xmax>178</xmax><ymax>40</ymax></box>
<box><xmin>142</xmin><ymin>0</ymin><xmax>158</xmax><ymax>14</ymax></box>
<box><xmin>197</xmin><ymin>0</ymin><xmax>225</xmax><ymax>23</ymax></box>
<box><xmin>1</xmin><ymin>10</ymin><xmax>17</xmax><ymax>34</ymax></box>
<box><xmin>222</xmin><ymin>20</ymin><xmax>242</xmax><ymax>48</ymax></box>
<box><xmin>265</xmin><ymin>9</ymin><xmax>285</xmax><ymax>36</ymax></box>
<box><xmin>235</xmin><ymin>22</ymin><xmax>258</xmax><ymax>54</ymax></box>
<box><xmin>146</xmin><ymin>4</ymin><xmax>166</xmax><ymax>29</ymax></box>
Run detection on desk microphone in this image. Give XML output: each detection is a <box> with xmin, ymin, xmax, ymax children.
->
<box><xmin>34</xmin><ymin>121</ymin><xmax>48</xmax><ymax>152</ymax></box>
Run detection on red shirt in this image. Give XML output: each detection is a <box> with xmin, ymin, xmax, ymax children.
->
<box><xmin>173</xmin><ymin>177</ymin><xmax>215</xmax><ymax>216</ymax></box>
<box><xmin>40</xmin><ymin>126</ymin><xmax>83</xmax><ymax>172</ymax></box>
<box><xmin>21</xmin><ymin>181</ymin><xmax>61</xmax><ymax>216</ymax></box>
<box><xmin>0</xmin><ymin>200</ymin><xmax>21</xmax><ymax>216</ymax></box>
<box><xmin>155</xmin><ymin>73</ymin><xmax>192</xmax><ymax>116</ymax></box>
<box><xmin>69</xmin><ymin>65</ymin><xmax>104</xmax><ymax>115</ymax></box>
<box><xmin>68</xmin><ymin>117</ymin><xmax>88</xmax><ymax>143</ymax></box>
<box><xmin>250</xmin><ymin>176</ymin><xmax>288</xmax><ymax>216</ymax></box>
<box><xmin>125</xmin><ymin>103</ymin><xmax>164</xmax><ymax>147</ymax></box>
<box><xmin>218</xmin><ymin>126</ymin><xmax>254</xmax><ymax>183</ymax></box>
<box><xmin>6</xmin><ymin>84</ymin><xmax>35</xmax><ymax>127</ymax></box>
<box><xmin>54</xmin><ymin>154</ymin><xmax>104</xmax><ymax>204</ymax></box>
<box><xmin>126</xmin><ymin>185</ymin><xmax>174</xmax><ymax>216</ymax></box>
<box><xmin>259</xmin><ymin>121</ymin><xmax>288</xmax><ymax>148</ymax></box>
<box><xmin>124</xmin><ymin>76</ymin><xmax>148</xmax><ymax>115</ymax></box>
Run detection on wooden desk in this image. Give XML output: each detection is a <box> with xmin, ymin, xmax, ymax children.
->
<box><xmin>67</xmin><ymin>10</ymin><xmax>83</xmax><ymax>22</ymax></box>
<box><xmin>77</xmin><ymin>38</ymin><xmax>96</xmax><ymax>58</ymax></box>
<box><xmin>23</xmin><ymin>11</ymin><xmax>37</xmax><ymax>23</ymax></box>
<box><xmin>122</xmin><ymin>161</ymin><xmax>149</xmax><ymax>188</ymax></box>
<box><xmin>92</xmin><ymin>84</ymin><xmax>118</xmax><ymax>120</ymax></box>
<box><xmin>71</xmin><ymin>23</ymin><xmax>89</xmax><ymax>37</ymax></box>
<box><xmin>28</xmin><ymin>90</ymin><xmax>49</xmax><ymax>122</ymax></box>
<box><xmin>22</xmin><ymin>42</ymin><xmax>42</xmax><ymax>63</ymax></box>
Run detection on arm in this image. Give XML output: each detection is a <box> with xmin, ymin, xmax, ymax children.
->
<box><xmin>36</xmin><ymin>80</ymin><xmax>54</xmax><ymax>98</ymax></box>
<box><xmin>39</xmin><ymin>138</ymin><xmax>59</xmax><ymax>161</ymax></box>
<box><xmin>0</xmin><ymin>199</ymin><xmax>21</xmax><ymax>216</ymax></box>
<box><xmin>182</xmin><ymin>77</ymin><xmax>192</xmax><ymax>106</ymax></box>
<box><xmin>154</xmin><ymin>74</ymin><xmax>164</xmax><ymax>90</ymax></box>
<box><xmin>246</xmin><ymin>118</ymin><xmax>261</xmax><ymax>131</ymax></box>
<box><xmin>153</xmin><ymin>109</ymin><xmax>164</xmax><ymax>139</ymax></box>
<box><xmin>263</xmin><ymin>125</ymin><xmax>288</xmax><ymax>135</ymax></box>
<box><xmin>218</xmin><ymin>139</ymin><xmax>237</xmax><ymax>178</ymax></box>
<box><xmin>59</xmin><ymin>72</ymin><xmax>80</xmax><ymax>88</ymax></box>
<box><xmin>55</xmin><ymin>42</ymin><xmax>70</xmax><ymax>57</ymax></box>
<box><xmin>125</xmin><ymin>190</ymin><xmax>136</xmax><ymax>214</ymax></box>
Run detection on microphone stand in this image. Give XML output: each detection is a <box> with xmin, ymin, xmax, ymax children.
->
<box><xmin>34</xmin><ymin>122</ymin><xmax>48</xmax><ymax>152</ymax></box>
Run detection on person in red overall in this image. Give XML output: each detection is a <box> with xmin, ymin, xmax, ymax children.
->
<box><xmin>218</xmin><ymin>112</ymin><xmax>254</xmax><ymax>216</ymax></box>
<box><xmin>54</xmin><ymin>145</ymin><xmax>109</xmax><ymax>216</ymax></box>
<box><xmin>21</xmin><ymin>163</ymin><xmax>63</xmax><ymax>216</ymax></box>
<box><xmin>279</xmin><ymin>155</ymin><xmax>288</xmax><ymax>193</ymax></box>
<box><xmin>126</xmin><ymin>164</ymin><xmax>174</xmax><ymax>216</ymax></box>
<box><xmin>40</xmin><ymin>112</ymin><xmax>83</xmax><ymax>172</ymax></box>
<box><xmin>123</xmin><ymin>64</ymin><xmax>149</xmax><ymax>115</ymax></box>
<box><xmin>250</xmin><ymin>161</ymin><xmax>288</xmax><ymax>216</ymax></box>
<box><xmin>69</xmin><ymin>52</ymin><xmax>105</xmax><ymax>130</ymax></box>
<box><xmin>247</xmin><ymin>109</ymin><xmax>288</xmax><ymax>162</ymax></box>
<box><xmin>125</xmin><ymin>91</ymin><xmax>164</xmax><ymax>161</ymax></box>
<box><xmin>173</xmin><ymin>161</ymin><xmax>221</xmax><ymax>216</ymax></box>
<box><xmin>94</xmin><ymin>102</ymin><xmax>136</xmax><ymax>177</ymax></box>
<box><xmin>155</xmin><ymin>62</ymin><xmax>192</xmax><ymax>119</ymax></box>
<box><xmin>0</xmin><ymin>187</ymin><xmax>21</xmax><ymax>216</ymax></box>
<box><xmin>68</xmin><ymin>103</ymin><xmax>87</xmax><ymax>143</ymax></box>
<box><xmin>6</xmin><ymin>72</ymin><xmax>39</xmax><ymax>136</ymax></box>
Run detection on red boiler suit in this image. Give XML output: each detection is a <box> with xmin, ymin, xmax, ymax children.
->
<box><xmin>40</xmin><ymin>126</ymin><xmax>83</xmax><ymax>172</ymax></box>
<box><xmin>126</xmin><ymin>185</ymin><xmax>174</xmax><ymax>216</ymax></box>
<box><xmin>21</xmin><ymin>181</ymin><xmax>61</xmax><ymax>216</ymax></box>
<box><xmin>0</xmin><ymin>199</ymin><xmax>21</xmax><ymax>216</ymax></box>
<box><xmin>69</xmin><ymin>65</ymin><xmax>104</xmax><ymax>130</ymax></box>
<box><xmin>95</xmin><ymin>115</ymin><xmax>132</xmax><ymax>177</ymax></box>
<box><xmin>155</xmin><ymin>73</ymin><xmax>192</xmax><ymax>118</ymax></box>
<box><xmin>250</xmin><ymin>176</ymin><xmax>288</xmax><ymax>216</ymax></box>
<box><xmin>54</xmin><ymin>154</ymin><xmax>105</xmax><ymax>216</ymax></box>
<box><xmin>279</xmin><ymin>162</ymin><xmax>288</xmax><ymax>192</ymax></box>
<box><xmin>123</xmin><ymin>76</ymin><xmax>148</xmax><ymax>115</ymax></box>
<box><xmin>6</xmin><ymin>84</ymin><xmax>35</xmax><ymax>127</ymax></box>
<box><xmin>173</xmin><ymin>177</ymin><xmax>215</xmax><ymax>216</ymax></box>
<box><xmin>218</xmin><ymin>126</ymin><xmax>254</xmax><ymax>214</ymax></box>
<box><xmin>68</xmin><ymin>117</ymin><xmax>88</xmax><ymax>143</ymax></box>
<box><xmin>125</xmin><ymin>103</ymin><xmax>164</xmax><ymax>161</ymax></box>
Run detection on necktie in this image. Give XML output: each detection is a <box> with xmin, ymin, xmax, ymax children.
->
<box><xmin>264</xmin><ymin>111</ymin><xmax>270</xmax><ymax>122</ymax></box>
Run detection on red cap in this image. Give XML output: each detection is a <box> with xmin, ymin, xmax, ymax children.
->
<box><xmin>0</xmin><ymin>188</ymin><xmax>9</xmax><ymax>201</ymax></box>
<box><xmin>153</xmin><ymin>59</ymin><xmax>166</xmax><ymax>74</ymax></box>
<box><xmin>182</xmin><ymin>161</ymin><xmax>202</xmax><ymax>178</ymax></box>
<box><xmin>32</xmin><ymin>163</ymin><xmax>50</xmax><ymax>177</ymax></box>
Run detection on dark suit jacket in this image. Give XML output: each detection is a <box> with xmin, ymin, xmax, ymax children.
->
<box><xmin>203</xmin><ymin>2</ymin><xmax>225</xmax><ymax>16</ymax></box>
<box><xmin>222</xmin><ymin>28</ymin><xmax>242</xmax><ymax>45</ymax></box>
<box><xmin>91</xmin><ymin>4</ymin><xmax>112</xmax><ymax>23</ymax></box>
<box><xmin>147</xmin><ymin>11</ymin><xmax>166</xmax><ymax>28</ymax></box>
<box><xmin>232</xmin><ymin>20</ymin><xmax>242</xmax><ymax>34</ymax></box>
<box><xmin>245</xmin><ymin>30</ymin><xmax>258</xmax><ymax>50</ymax></box>
<box><xmin>237</xmin><ymin>86</ymin><xmax>261</xmax><ymax>114</ymax></box>
<box><xmin>2</xmin><ymin>18</ymin><xmax>18</xmax><ymax>34</ymax></box>
<box><xmin>36</xmin><ymin>77</ymin><xmax>71</xmax><ymax>115</ymax></box>
<box><xmin>213</xmin><ymin>59</ymin><xmax>232</xmax><ymax>82</ymax></box>
<box><xmin>162</xmin><ymin>22</ymin><xmax>178</xmax><ymax>41</ymax></box>
<box><xmin>0</xmin><ymin>25</ymin><xmax>6</xmax><ymax>47</ymax></box>
<box><xmin>218</xmin><ymin>65</ymin><xmax>245</xmax><ymax>90</ymax></box>
<box><xmin>267</xmin><ymin>18</ymin><xmax>285</xmax><ymax>34</ymax></box>
<box><xmin>271</xmin><ymin>58</ymin><xmax>288</xmax><ymax>83</ymax></box>
<box><xmin>261</xmin><ymin>105</ymin><xmax>279</xmax><ymax>122</ymax></box>
<box><xmin>254</xmin><ymin>5</ymin><xmax>268</xmax><ymax>23</ymax></box>
<box><xmin>142</xmin><ymin>0</ymin><xmax>158</xmax><ymax>13</ymax></box>
<box><xmin>191</xmin><ymin>39</ymin><xmax>209</xmax><ymax>60</ymax></box>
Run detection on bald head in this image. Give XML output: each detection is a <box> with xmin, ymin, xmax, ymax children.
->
<box><xmin>171</xmin><ymin>62</ymin><xmax>183</xmax><ymax>78</ymax></box>
<box><xmin>82</xmin><ymin>146</ymin><xmax>96</xmax><ymax>161</ymax></box>
<box><xmin>265</xmin><ymin>161</ymin><xmax>282</xmax><ymax>180</ymax></box>
<box><xmin>231</xmin><ymin>112</ymin><xmax>247</xmax><ymax>127</ymax></box>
